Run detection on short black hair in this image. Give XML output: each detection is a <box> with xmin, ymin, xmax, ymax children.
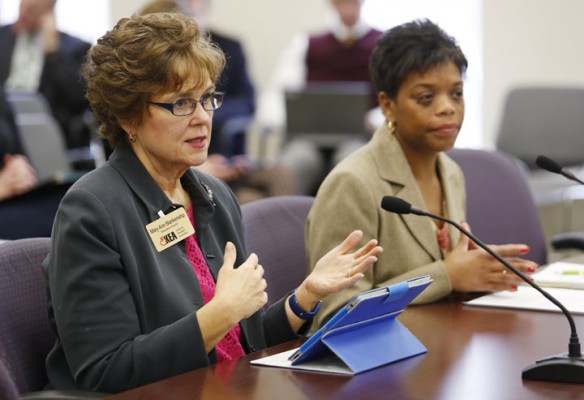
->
<box><xmin>369</xmin><ymin>19</ymin><xmax>468</xmax><ymax>99</ymax></box>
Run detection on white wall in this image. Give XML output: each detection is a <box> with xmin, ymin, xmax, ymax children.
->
<box><xmin>482</xmin><ymin>0</ymin><xmax>584</xmax><ymax>149</ymax></box>
<box><xmin>108</xmin><ymin>0</ymin><xmax>584</xmax><ymax>149</ymax></box>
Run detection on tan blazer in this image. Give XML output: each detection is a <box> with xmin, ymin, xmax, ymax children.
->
<box><xmin>306</xmin><ymin>124</ymin><xmax>466</xmax><ymax>330</ymax></box>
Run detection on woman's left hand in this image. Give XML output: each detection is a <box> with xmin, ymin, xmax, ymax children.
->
<box><xmin>296</xmin><ymin>230</ymin><xmax>383</xmax><ymax>307</ymax></box>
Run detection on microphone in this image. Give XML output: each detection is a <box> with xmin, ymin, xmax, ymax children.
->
<box><xmin>535</xmin><ymin>154</ymin><xmax>584</xmax><ymax>251</ymax></box>
<box><xmin>535</xmin><ymin>155</ymin><xmax>584</xmax><ymax>185</ymax></box>
<box><xmin>381</xmin><ymin>195</ymin><xmax>584</xmax><ymax>383</ymax></box>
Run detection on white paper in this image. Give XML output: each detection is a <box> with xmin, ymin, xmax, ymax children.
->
<box><xmin>250</xmin><ymin>348</ymin><xmax>354</xmax><ymax>375</ymax></box>
<box><xmin>531</xmin><ymin>262</ymin><xmax>584</xmax><ymax>289</ymax></box>
<box><xmin>464</xmin><ymin>286</ymin><xmax>584</xmax><ymax>314</ymax></box>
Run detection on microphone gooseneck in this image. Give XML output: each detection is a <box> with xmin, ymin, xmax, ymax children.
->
<box><xmin>381</xmin><ymin>195</ymin><xmax>584</xmax><ymax>383</ymax></box>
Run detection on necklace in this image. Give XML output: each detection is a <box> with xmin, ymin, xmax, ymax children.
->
<box><xmin>436</xmin><ymin>196</ymin><xmax>451</xmax><ymax>252</ymax></box>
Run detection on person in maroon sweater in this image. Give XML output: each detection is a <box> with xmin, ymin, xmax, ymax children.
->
<box><xmin>258</xmin><ymin>0</ymin><xmax>383</xmax><ymax>195</ymax></box>
<box><xmin>305</xmin><ymin>0</ymin><xmax>381</xmax><ymax>106</ymax></box>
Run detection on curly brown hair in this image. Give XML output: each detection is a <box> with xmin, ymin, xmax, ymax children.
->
<box><xmin>81</xmin><ymin>12</ymin><xmax>225</xmax><ymax>147</ymax></box>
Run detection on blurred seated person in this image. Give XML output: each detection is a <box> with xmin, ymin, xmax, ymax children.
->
<box><xmin>0</xmin><ymin>86</ymin><xmax>71</xmax><ymax>239</ymax></box>
<box><xmin>306</xmin><ymin>19</ymin><xmax>539</xmax><ymax>330</ymax></box>
<box><xmin>0</xmin><ymin>0</ymin><xmax>92</xmax><ymax>151</ymax></box>
<box><xmin>139</xmin><ymin>0</ymin><xmax>298</xmax><ymax>203</ymax></box>
<box><xmin>257</xmin><ymin>0</ymin><xmax>383</xmax><ymax>194</ymax></box>
<box><xmin>0</xmin><ymin>88</ymin><xmax>37</xmax><ymax>201</ymax></box>
<box><xmin>43</xmin><ymin>13</ymin><xmax>383</xmax><ymax>393</ymax></box>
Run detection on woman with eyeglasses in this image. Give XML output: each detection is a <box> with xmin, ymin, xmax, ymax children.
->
<box><xmin>43</xmin><ymin>13</ymin><xmax>382</xmax><ymax>394</ymax></box>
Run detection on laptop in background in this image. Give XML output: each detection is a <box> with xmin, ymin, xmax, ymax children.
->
<box><xmin>285</xmin><ymin>82</ymin><xmax>371</xmax><ymax>148</ymax></box>
<box><xmin>15</xmin><ymin>113</ymin><xmax>73</xmax><ymax>185</ymax></box>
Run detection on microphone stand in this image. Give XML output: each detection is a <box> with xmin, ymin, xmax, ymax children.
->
<box><xmin>412</xmin><ymin>209</ymin><xmax>584</xmax><ymax>383</ymax></box>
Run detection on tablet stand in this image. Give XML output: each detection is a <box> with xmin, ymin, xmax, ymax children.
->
<box><xmin>319</xmin><ymin>310</ymin><xmax>427</xmax><ymax>374</ymax></box>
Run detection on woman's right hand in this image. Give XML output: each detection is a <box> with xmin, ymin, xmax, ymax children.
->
<box><xmin>213</xmin><ymin>242</ymin><xmax>268</xmax><ymax>324</ymax></box>
<box><xmin>444</xmin><ymin>222</ymin><xmax>539</xmax><ymax>293</ymax></box>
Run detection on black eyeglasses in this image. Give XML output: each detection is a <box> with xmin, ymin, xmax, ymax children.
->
<box><xmin>148</xmin><ymin>92</ymin><xmax>224</xmax><ymax>116</ymax></box>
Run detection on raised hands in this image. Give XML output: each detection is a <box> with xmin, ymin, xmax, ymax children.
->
<box><xmin>294</xmin><ymin>230</ymin><xmax>383</xmax><ymax>309</ymax></box>
<box><xmin>445</xmin><ymin>222</ymin><xmax>539</xmax><ymax>293</ymax></box>
<box><xmin>214</xmin><ymin>242</ymin><xmax>267</xmax><ymax>323</ymax></box>
<box><xmin>210</xmin><ymin>231</ymin><xmax>382</xmax><ymax>330</ymax></box>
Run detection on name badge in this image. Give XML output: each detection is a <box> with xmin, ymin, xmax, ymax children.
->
<box><xmin>146</xmin><ymin>207</ymin><xmax>195</xmax><ymax>252</ymax></box>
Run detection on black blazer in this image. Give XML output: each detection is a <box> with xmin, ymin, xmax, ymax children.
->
<box><xmin>43</xmin><ymin>142</ymin><xmax>298</xmax><ymax>393</ymax></box>
<box><xmin>0</xmin><ymin>25</ymin><xmax>91</xmax><ymax>147</ymax></box>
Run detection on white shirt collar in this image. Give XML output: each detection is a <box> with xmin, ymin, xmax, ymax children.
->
<box><xmin>330</xmin><ymin>18</ymin><xmax>371</xmax><ymax>42</ymax></box>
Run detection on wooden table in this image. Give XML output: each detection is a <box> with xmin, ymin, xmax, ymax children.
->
<box><xmin>106</xmin><ymin>301</ymin><xmax>584</xmax><ymax>400</ymax></box>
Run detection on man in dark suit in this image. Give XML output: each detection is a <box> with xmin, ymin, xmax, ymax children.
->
<box><xmin>0</xmin><ymin>0</ymin><xmax>92</xmax><ymax>150</ymax></box>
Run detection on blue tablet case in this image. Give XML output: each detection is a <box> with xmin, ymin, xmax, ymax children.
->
<box><xmin>288</xmin><ymin>275</ymin><xmax>433</xmax><ymax>374</ymax></box>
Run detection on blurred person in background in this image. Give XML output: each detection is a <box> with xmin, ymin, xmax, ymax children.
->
<box><xmin>0</xmin><ymin>0</ymin><xmax>92</xmax><ymax>152</ymax></box>
<box><xmin>0</xmin><ymin>87</ymin><xmax>36</xmax><ymax>201</ymax></box>
<box><xmin>257</xmin><ymin>0</ymin><xmax>383</xmax><ymax>194</ymax></box>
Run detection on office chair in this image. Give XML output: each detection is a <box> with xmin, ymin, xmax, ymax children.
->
<box><xmin>495</xmin><ymin>87</ymin><xmax>584</xmax><ymax>252</ymax></box>
<box><xmin>447</xmin><ymin>148</ymin><xmax>548</xmax><ymax>265</ymax></box>
<box><xmin>496</xmin><ymin>87</ymin><xmax>584</xmax><ymax>169</ymax></box>
<box><xmin>5</xmin><ymin>90</ymin><xmax>52</xmax><ymax>114</ymax></box>
<box><xmin>241</xmin><ymin>195</ymin><xmax>314</xmax><ymax>306</ymax></box>
<box><xmin>15</xmin><ymin>113</ymin><xmax>72</xmax><ymax>184</ymax></box>
<box><xmin>6</xmin><ymin>90</ymin><xmax>97</xmax><ymax>173</ymax></box>
<box><xmin>0</xmin><ymin>238</ymin><xmax>105</xmax><ymax>399</ymax></box>
<box><xmin>0</xmin><ymin>358</ymin><xmax>19</xmax><ymax>400</ymax></box>
<box><xmin>218</xmin><ymin>115</ymin><xmax>253</xmax><ymax>158</ymax></box>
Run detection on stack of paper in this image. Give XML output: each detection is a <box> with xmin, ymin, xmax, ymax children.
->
<box><xmin>465</xmin><ymin>286</ymin><xmax>584</xmax><ymax>314</ymax></box>
<box><xmin>531</xmin><ymin>262</ymin><xmax>584</xmax><ymax>289</ymax></box>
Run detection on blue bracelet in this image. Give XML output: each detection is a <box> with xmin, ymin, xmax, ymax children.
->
<box><xmin>288</xmin><ymin>291</ymin><xmax>322</xmax><ymax>320</ymax></box>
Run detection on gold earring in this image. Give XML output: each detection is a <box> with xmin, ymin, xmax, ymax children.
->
<box><xmin>128</xmin><ymin>133</ymin><xmax>136</xmax><ymax>143</ymax></box>
<box><xmin>387</xmin><ymin>120</ymin><xmax>396</xmax><ymax>134</ymax></box>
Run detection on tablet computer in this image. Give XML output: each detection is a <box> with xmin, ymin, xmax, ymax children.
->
<box><xmin>289</xmin><ymin>275</ymin><xmax>433</xmax><ymax>365</ymax></box>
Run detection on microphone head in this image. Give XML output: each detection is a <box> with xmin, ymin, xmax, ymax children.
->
<box><xmin>381</xmin><ymin>196</ymin><xmax>413</xmax><ymax>215</ymax></box>
<box><xmin>536</xmin><ymin>155</ymin><xmax>563</xmax><ymax>174</ymax></box>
